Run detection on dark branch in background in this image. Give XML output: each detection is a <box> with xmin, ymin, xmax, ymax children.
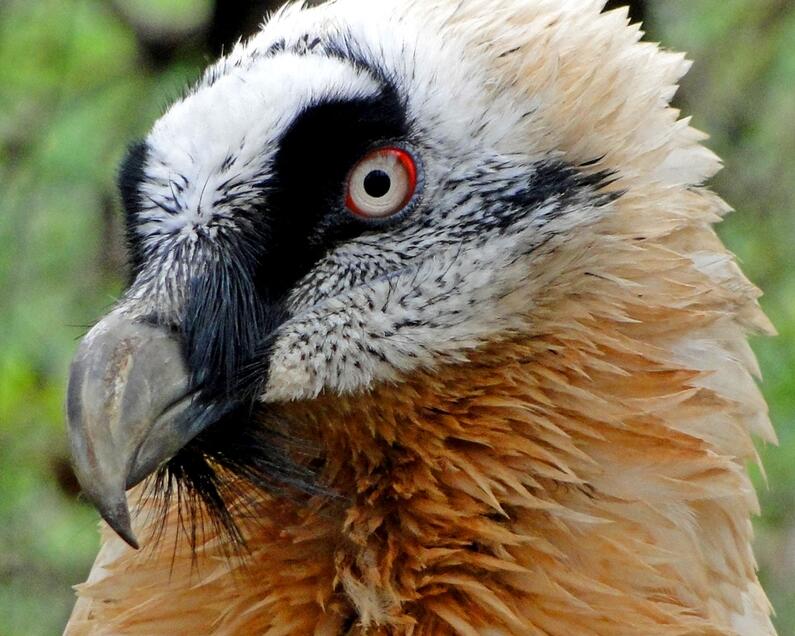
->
<box><xmin>107</xmin><ymin>0</ymin><xmax>330</xmax><ymax>69</ymax></box>
<box><xmin>207</xmin><ymin>0</ymin><xmax>280</xmax><ymax>57</ymax></box>
<box><xmin>106</xmin><ymin>1</ymin><xmax>204</xmax><ymax>70</ymax></box>
<box><xmin>107</xmin><ymin>0</ymin><xmax>284</xmax><ymax>70</ymax></box>
<box><xmin>207</xmin><ymin>0</ymin><xmax>326</xmax><ymax>56</ymax></box>
<box><xmin>605</xmin><ymin>0</ymin><xmax>647</xmax><ymax>25</ymax></box>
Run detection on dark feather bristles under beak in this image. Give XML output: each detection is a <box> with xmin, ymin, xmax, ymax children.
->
<box><xmin>66</xmin><ymin>308</ymin><xmax>323</xmax><ymax>550</ymax></box>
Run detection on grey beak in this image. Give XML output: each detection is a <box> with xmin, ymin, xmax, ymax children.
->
<box><xmin>66</xmin><ymin>312</ymin><xmax>199</xmax><ymax>549</ymax></box>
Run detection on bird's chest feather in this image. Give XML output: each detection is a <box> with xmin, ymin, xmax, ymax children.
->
<box><xmin>68</xmin><ymin>331</ymin><xmax>763</xmax><ymax>635</ymax></box>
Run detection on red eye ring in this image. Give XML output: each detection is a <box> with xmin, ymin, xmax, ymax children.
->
<box><xmin>346</xmin><ymin>147</ymin><xmax>419</xmax><ymax>220</ymax></box>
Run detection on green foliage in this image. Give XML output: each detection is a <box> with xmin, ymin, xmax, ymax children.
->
<box><xmin>0</xmin><ymin>1</ymin><xmax>204</xmax><ymax>632</ymax></box>
<box><xmin>0</xmin><ymin>1</ymin><xmax>792</xmax><ymax>633</ymax></box>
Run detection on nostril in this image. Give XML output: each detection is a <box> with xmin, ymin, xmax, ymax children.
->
<box><xmin>138</xmin><ymin>314</ymin><xmax>183</xmax><ymax>336</ymax></box>
<box><xmin>66</xmin><ymin>357</ymin><xmax>85</xmax><ymax>427</ymax></box>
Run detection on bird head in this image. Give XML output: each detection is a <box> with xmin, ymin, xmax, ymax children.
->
<box><xmin>66</xmin><ymin>0</ymin><xmax>718</xmax><ymax>550</ymax></box>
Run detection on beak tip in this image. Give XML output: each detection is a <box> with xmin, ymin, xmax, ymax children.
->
<box><xmin>112</xmin><ymin>523</ymin><xmax>141</xmax><ymax>551</ymax></box>
<box><xmin>88</xmin><ymin>489</ymin><xmax>141</xmax><ymax>550</ymax></box>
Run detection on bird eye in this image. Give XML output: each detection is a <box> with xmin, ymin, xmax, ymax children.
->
<box><xmin>346</xmin><ymin>147</ymin><xmax>418</xmax><ymax>220</ymax></box>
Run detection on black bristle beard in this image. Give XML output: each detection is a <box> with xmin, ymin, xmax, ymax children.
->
<box><xmin>140</xmin><ymin>401</ymin><xmax>332</xmax><ymax>558</ymax></box>
<box><xmin>137</xmin><ymin>231</ymin><xmax>336</xmax><ymax>555</ymax></box>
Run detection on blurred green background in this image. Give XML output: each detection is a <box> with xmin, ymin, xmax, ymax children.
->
<box><xmin>0</xmin><ymin>0</ymin><xmax>792</xmax><ymax>633</ymax></box>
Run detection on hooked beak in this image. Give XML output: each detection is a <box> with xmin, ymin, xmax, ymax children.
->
<box><xmin>66</xmin><ymin>312</ymin><xmax>216</xmax><ymax>549</ymax></box>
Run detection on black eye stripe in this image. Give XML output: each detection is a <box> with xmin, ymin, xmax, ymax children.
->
<box><xmin>258</xmin><ymin>84</ymin><xmax>408</xmax><ymax>299</ymax></box>
<box><xmin>172</xmin><ymin>87</ymin><xmax>410</xmax><ymax>400</ymax></box>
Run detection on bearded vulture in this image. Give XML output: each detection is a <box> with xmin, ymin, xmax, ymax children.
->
<box><xmin>64</xmin><ymin>0</ymin><xmax>777</xmax><ymax>634</ymax></box>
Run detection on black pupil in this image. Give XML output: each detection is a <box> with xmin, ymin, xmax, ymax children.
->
<box><xmin>363</xmin><ymin>170</ymin><xmax>392</xmax><ymax>198</ymax></box>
